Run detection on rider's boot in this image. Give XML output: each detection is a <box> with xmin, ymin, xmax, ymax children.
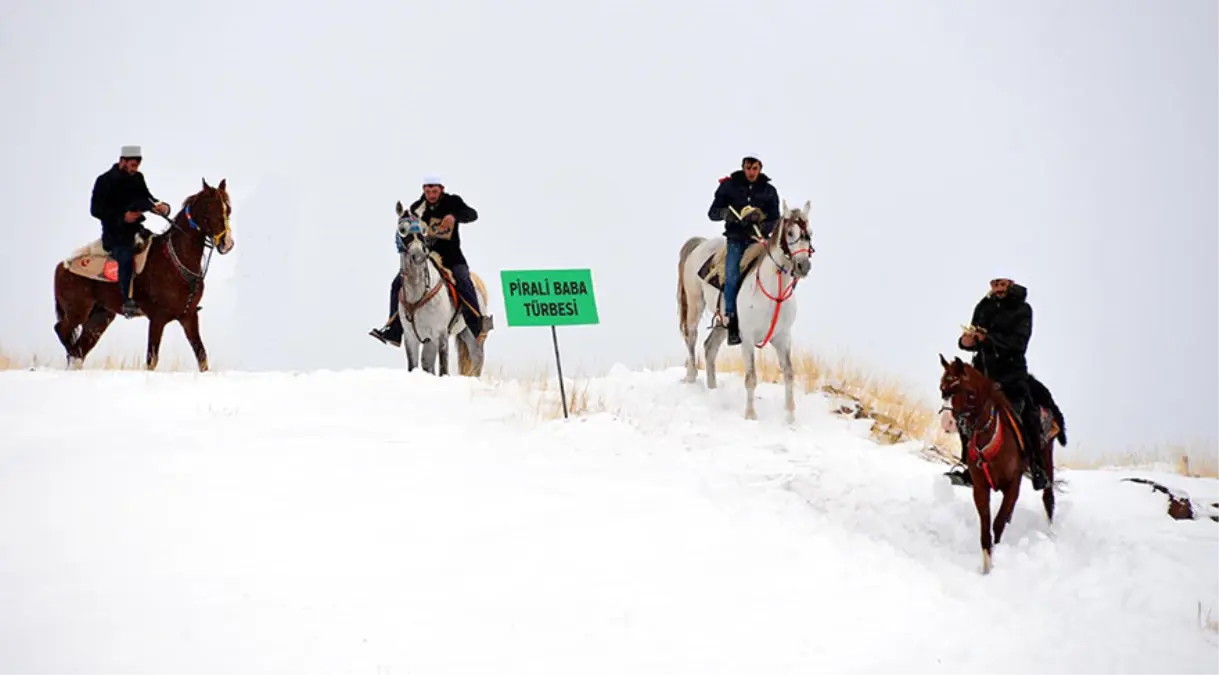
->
<box><xmin>944</xmin><ymin>429</ymin><xmax>973</xmax><ymax>486</ymax></box>
<box><xmin>726</xmin><ymin>314</ymin><xmax>741</xmax><ymax>345</ymax></box>
<box><xmin>369</xmin><ymin>315</ymin><xmax>403</xmax><ymax>348</ymax></box>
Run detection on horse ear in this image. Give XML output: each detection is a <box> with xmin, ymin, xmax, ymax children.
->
<box><xmin>396</xmin><ymin>201</ymin><xmax>404</xmax><ymax>216</ymax></box>
<box><xmin>781</xmin><ymin>198</ymin><xmax>789</xmax><ymax>217</ymax></box>
<box><xmin>202</xmin><ymin>177</ymin><xmax>212</xmax><ymax>190</ymax></box>
<box><xmin>218</xmin><ymin>178</ymin><xmax>227</xmax><ymax>192</ymax></box>
<box><xmin>939</xmin><ymin>353</ymin><xmax>949</xmax><ymax>369</ymax></box>
<box><xmin>803</xmin><ymin>199</ymin><xmax>811</xmax><ymax>217</ymax></box>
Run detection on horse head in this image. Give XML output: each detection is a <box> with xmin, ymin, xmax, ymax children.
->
<box><xmin>938</xmin><ymin>353</ymin><xmax>1000</xmax><ymax>439</ymax></box>
<box><xmin>183</xmin><ymin>178</ymin><xmax>235</xmax><ymax>254</ymax></box>
<box><xmin>395</xmin><ymin>200</ymin><xmax>430</xmax><ymax>268</ymax></box>
<box><xmin>776</xmin><ymin>199</ymin><xmax>814</xmax><ymax>278</ymax></box>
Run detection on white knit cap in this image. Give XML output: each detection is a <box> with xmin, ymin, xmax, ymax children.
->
<box><xmin>120</xmin><ymin>145</ymin><xmax>142</xmax><ymax>158</ymax></box>
<box><xmin>422</xmin><ymin>174</ymin><xmax>443</xmax><ymax>186</ymax></box>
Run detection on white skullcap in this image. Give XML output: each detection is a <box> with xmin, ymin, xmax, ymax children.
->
<box><xmin>422</xmin><ymin>174</ymin><xmax>443</xmax><ymax>186</ymax></box>
<box><xmin>120</xmin><ymin>145</ymin><xmax>142</xmax><ymax>158</ymax></box>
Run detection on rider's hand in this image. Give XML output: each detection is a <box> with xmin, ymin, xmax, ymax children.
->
<box><xmin>743</xmin><ymin>209</ymin><xmax>763</xmax><ymax>223</ymax></box>
<box><xmin>960</xmin><ymin>331</ymin><xmax>977</xmax><ymax>347</ymax></box>
<box><xmin>154</xmin><ymin>202</ymin><xmax>170</xmax><ymax>217</ymax></box>
<box><xmin>124</xmin><ymin>211</ymin><xmax>142</xmax><ymax>223</ymax></box>
<box><xmin>440</xmin><ymin>214</ymin><xmax>456</xmax><ymax>229</ymax></box>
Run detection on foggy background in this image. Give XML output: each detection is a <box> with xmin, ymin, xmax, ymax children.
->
<box><xmin>2</xmin><ymin>0</ymin><xmax>1215</xmax><ymax>455</ymax></box>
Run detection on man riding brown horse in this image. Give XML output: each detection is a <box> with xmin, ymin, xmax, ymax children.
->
<box><xmin>90</xmin><ymin>145</ymin><xmax>172</xmax><ymax>318</ymax></box>
<box><xmin>946</xmin><ymin>275</ymin><xmax>1056</xmax><ymax>491</ymax></box>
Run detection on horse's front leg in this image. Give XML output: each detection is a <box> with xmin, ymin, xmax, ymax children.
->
<box><xmin>146</xmin><ymin>317</ymin><xmax>167</xmax><ymax>371</ymax></box>
<box><xmin>972</xmin><ymin>479</ymin><xmax>994</xmax><ymax>574</ymax></box>
<box><xmin>420</xmin><ymin>338</ymin><xmax>439</xmax><ymax>375</ymax></box>
<box><xmin>743</xmin><ymin>346</ymin><xmax>758</xmax><ymax>420</ymax></box>
<box><xmin>993</xmin><ymin>478</ymin><xmax>1022</xmax><ymax>546</ymax></box>
<box><xmin>773</xmin><ymin>334</ymin><xmax>796</xmax><ymax>424</ymax></box>
<box><xmin>437</xmin><ymin>337</ymin><xmax>449</xmax><ymax>376</ymax></box>
<box><xmin>178</xmin><ymin>311</ymin><xmax>209</xmax><ymax>372</ymax></box>
<box><xmin>401</xmin><ymin>324</ymin><xmax>420</xmax><ymax>371</ymax></box>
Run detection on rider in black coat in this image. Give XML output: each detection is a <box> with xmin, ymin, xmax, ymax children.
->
<box><xmin>370</xmin><ymin>176</ymin><xmax>488</xmax><ymax>347</ymax></box>
<box><xmin>89</xmin><ymin>145</ymin><xmax>170</xmax><ymax>317</ymax></box>
<box><xmin>948</xmin><ymin>277</ymin><xmax>1049</xmax><ymax>490</ymax></box>
<box><xmin>706</xmin><ymin>155</ymin><xmax>781</xmax><ymax>345</ymax></box>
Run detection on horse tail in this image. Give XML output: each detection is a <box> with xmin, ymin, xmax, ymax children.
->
<box><xmin>1028</xmin><ymin>373</ymin><xmax>1067</xmax><ymax>446</ymax></box>
<box><xmin>677</xmin><ymin>236</ymin><xmax>704</xmax><ymax>333</ymax></box>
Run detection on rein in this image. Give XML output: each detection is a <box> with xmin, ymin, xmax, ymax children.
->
<box><xmin>751</xmin><ymin>218</ymin><xmax>812</xmax><ymax>348</ymax></box>
<box><xmin>153</xmin><ymin>201</ymin><xmax>220</xmax><ymax>319</ymax></box>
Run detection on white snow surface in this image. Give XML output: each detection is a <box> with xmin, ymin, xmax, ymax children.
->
<box><xmin>1</xmin><ymin>367</ymin><xmax>1216</xmax><ymax>674</ymax></box>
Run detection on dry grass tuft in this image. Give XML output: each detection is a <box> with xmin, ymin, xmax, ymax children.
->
<box><xmin>708</xmin><ymin>348</ymin><xmax>956</xmax><ymax>457</ymax></box>
<box><xmin>0</xmin><ymin>345</ymin><xmax>189</xmax><ymax>371</ymax></box>
<box><xmin>1057</xmin><ymin>441</ymin><xmax>1218</xmax><ymax>478</ymax></box>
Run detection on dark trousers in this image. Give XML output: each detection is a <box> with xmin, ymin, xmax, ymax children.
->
<box><xmin>107</xmin><ymin>241</ymin><xmax>136</xmax><ymax>300</ymax></box>
<box><xmin>385</xmin><ymin>264</ymin><xmax>482</xmax><ymax>337</ymax></box>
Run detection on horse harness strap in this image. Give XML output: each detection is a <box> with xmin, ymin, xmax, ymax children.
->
<box><xmin>158</xmin><ymin>204</ymin><xmax>216</xmax><ymax>320</ymax></box>
<box><xmin>968</xmin><ymin>405</ymin><xmax>1025</xmax><ymax>490</ymax></box>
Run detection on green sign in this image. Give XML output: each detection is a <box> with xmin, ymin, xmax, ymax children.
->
<box><xmin>500</xmin><ymin>268</ymin><xmax>599</xmax><ymax>327</ymax></box>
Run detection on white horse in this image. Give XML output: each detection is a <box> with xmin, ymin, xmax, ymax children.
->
<box><xmin>395</xmin><ymin>201</ymin><xmax>490</xmax><ymax>376</ymax></box>
<box><xmin>676</xmin><ymin>199</ymin><xmax>815</xmax><ymax>422</ymax></box>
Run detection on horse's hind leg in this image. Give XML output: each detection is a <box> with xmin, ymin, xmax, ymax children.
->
<box><xmin>703</xmin><ymin>325</ymin><xmax>727</xmax><ymax>389</ymax></box>
<box><xmin>1042</xmin><ymin>440</ymin><xmax>1056</xmax><ymax>523</ymax></box>
<box><xmin>681</xmin><ymin>285</ymin><xmax>704</xmax><ymax>384</ymax></box>
<box><xmin>68</xmin><ymin>305</ymin><xmax>116</xmax><ymax>368</ymax></box>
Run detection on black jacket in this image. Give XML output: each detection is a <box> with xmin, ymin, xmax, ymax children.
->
<box><xmin>90</xmin><ymin>163</ymin><xmax>159</xmax><ymax>249</ymax></box>
<box><xmin>409</xmin><ymin>192</ymin><xmax>478</xmax><ymax>268</ymax></box>
<box><xmin>959</xmin><ymin>283</ymin><xmax>1033</xmax><ymax>385</ymax></box>
<box><xmin>707</xmin><ymin>170</ymin><xmax>781</xmax><ymax>241</ymax></box>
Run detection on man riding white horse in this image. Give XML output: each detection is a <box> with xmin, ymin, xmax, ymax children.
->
<box><xmin>706</xmin><ymin>154</ymin><xmax>782</xmax><ymax>345</ymax></box>
<box><xmin>370</xmin><ymin>175</ymin><xmax>490</xmax><ymax>347</ymax></box>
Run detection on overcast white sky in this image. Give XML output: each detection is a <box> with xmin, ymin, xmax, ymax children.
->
<box><xmin>2</xmin><ymin>0</ymin><xmax>1215</xmax><ymax>454</ymax></box>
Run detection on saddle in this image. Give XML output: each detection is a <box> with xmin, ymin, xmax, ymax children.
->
<box><xmin>696</xmin><ymin>240</ymin><xmax>769</xmax><ymax>291</ymax></box>
<box><xmin>61</xmin><ymin>234</ymin><xmax>154</xmax><ymax>284</ymax></box>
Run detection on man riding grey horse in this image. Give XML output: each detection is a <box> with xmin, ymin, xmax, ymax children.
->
<box><xmin>706</xmin><ymin>154</ymin><xmax>782</xmax><ymax>345</ymax></box>
<box><xmin>370</xmin><ymin>175</ymin><xmax>490</xmax><ymax>347</ymax></box>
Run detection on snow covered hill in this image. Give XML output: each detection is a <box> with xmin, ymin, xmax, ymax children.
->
<box><xmin>1</xmin><ymin>367</ymin><xmax>1215</xmax><ymax>673</ymax></box>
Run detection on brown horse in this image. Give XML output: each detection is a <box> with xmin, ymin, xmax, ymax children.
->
<box><xmin>53</xmin><ymin>178</ymin><xmax>235</xmax><ymax>371</ymax></box>
<box><xmin>938</xmin><ymin>354</ymin><xmax>1062</xmax><ymax>574</ymax></box>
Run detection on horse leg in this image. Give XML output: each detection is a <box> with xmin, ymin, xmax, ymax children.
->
<box><xmin>178</xmin><ymin>311</ymin><xmax>210</xmax><ymax>372</ymax></box>
<box><xmin>1041</xmin><ymin>439</ymin><xmax>1056</xmax><ymax>523</ymax></box>
<box><xmin>420</xmin><ymin>339</ymin><xmax>439</xmax><ymax>375</ymax></box>
<box><xmin>742</xmin><ymin>346</ymin><xmax>758</xmax><ymax>421</ymax></box>
<box><xmin>773</xmin><ymin>334</ymin><xmax>796</xmax><ymax>424</ymax></box>
<box><xmin>992</xmin><ymin>477</ymin><xmax>1022</xmax><ymax>546</ymax></box>
<box><xmin>681</xmin><ymin>286</ymin><xmax>704</xmax><ymax>384</ymax></box>
<box><xmin>145</xmin><ymin>317</ymin><xmax>168</xmax><ymax>371</ymax></box>
<box><xmin>703</xmin><ymin>325</ymin><xmax>727</xmax><ymax>389</ymax></box>
<box><xmin>69</xmin><ymin>305</ymin><xmax>116</xmax><ymax>368</ymax></box>
<box><xmin>54</xmin><ymin>300</ymin><xmax>91</xmax><ymax>368</ymax></box>
<box><xmin>437</xmin><ymin>337</ymin><xmax>450</xmax><ymax>376</ymax></box>
<box><xmin>972</xmin><ymin>479</ymin><xmax>994</xmax><ymax>574</ymax></box>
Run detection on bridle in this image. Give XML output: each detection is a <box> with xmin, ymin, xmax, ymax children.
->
<box><xmin>154</xmin><ymin>193</ymin><xmax>230</xmax><ymax>318</ymax></box>
<box><xmin>396</xmin><ymin>215</ymin><xmax>448</xmax><ymax>342</ymax></box>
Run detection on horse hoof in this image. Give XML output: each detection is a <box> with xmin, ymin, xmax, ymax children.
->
<box><xmin>981</xmin><ymin>550</ymin><xmax>993</xmax><ymax>575</ymax></box>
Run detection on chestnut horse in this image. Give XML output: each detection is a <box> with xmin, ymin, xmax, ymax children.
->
<box><xmin>938</xmin><ymin>354</ymin><xmax>1062</xmax><ymax>574</ymax></box>
<box><xmin>52</xmin><ymin>178</ymin><xmax>235</xmax><ymax>371</ymax></box>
